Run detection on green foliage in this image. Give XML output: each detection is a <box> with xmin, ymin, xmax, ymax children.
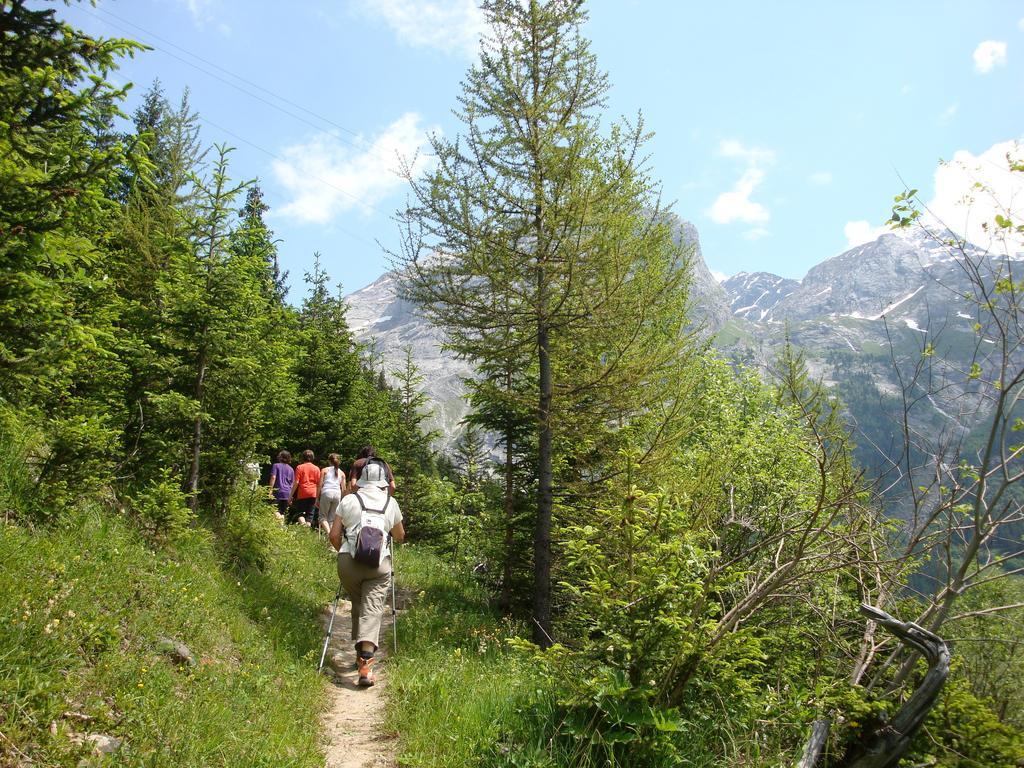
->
<box><xmin>903</xmin><ymin>677</ymin><xmax>1024</xmax><ymax>767</ymax></box>
<box><xmin>0</xmin><ymin>0</ymin><xmax>141</xmax><ymax>493</ymax></box>
<box><xmin>547</xmin><ymin>354</ymin><xmax>878</xmax><ymax>763</ymax></box>
<box><xmin>546</xmin><ymin>659</ymin><xmax>685</xmax><ymax>767</ymax></box>
<box><xmin>0</xmin><ymin>406</ymin><xmax>45</xmax><ymax>522</ymax></box>
<box><xmin>946</xmin><ymin>578</ymin><xmax>1024</xmax><ymax>731</ymax></box>
<box><xmin>127</xmin><ymin>470</ymin><xmax>195</xmax><ymax>545</ymax></box>
<box><xmin>387</xmin><ymin>546</ymin><xmax>564</xmax><ymax>768</ymax></box>
<box><xmin>0</xmin><ymin>501</ymin><xmax>335</xmax><ymax>766</ymax></box>
<box><xmin>281</xmin><ymin>253</ymin><xmax>359</xmax><ymax>461</ymax></box>
<box><xmin>396</xmin><ymin>0</ymin><xmax>696</xmax><ymax>645</ymax></box>
<box><xmin>216</xmin><ymin>486</ymin><xmax>280</xmax><ymax>571</ymax></box>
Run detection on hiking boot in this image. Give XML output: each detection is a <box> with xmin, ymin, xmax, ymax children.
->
<box><xmin>357</xmin><ymin>654</ymin><xmax>376</xmax><ymax>687</ymax></box>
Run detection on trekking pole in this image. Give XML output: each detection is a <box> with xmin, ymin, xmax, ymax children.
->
<box><xmin>390</xmin><ymin>539</ymin><xmax>398</xmax><ymax>655</ymax></box>
<box><xmin>318</xmin><ymin>586</ymin><xmax>342</xmax><ymax>674</ymax></box>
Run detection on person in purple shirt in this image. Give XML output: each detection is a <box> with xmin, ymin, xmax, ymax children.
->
<box><xmin>267</xmin><ymin>450</ymin><xmax>295</xmax><ymax>520</ymax></box>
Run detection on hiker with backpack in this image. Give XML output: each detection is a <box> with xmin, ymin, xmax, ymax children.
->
<box><xmin>328</xmin><ymin>457</ymin><xmax>404</xmax><ymax>686</ymax></box>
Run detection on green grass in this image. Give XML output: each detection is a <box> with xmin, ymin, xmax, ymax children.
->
<box><xmin>712</xmin><ymin>318</ymin><xmax>754</xmax><ymax>348</ymax></box>
<box><xmin>387</xmin><ymin>546</ymin><xmax>564</xmax><ymax>767</ymax></box>
<box><xmin>0</xmin><ymin>505</ymin><xmax>336</xmax><ymax>766</ymax></box>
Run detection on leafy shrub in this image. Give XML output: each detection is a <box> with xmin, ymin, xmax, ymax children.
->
<box><xmin>216</xmin><ymin>486</ymin><xmax>278</xmax><ymax>571</ymax></box>
<box><xmin>906</xmin><ymin>677</ymin><xmax>1024</xmax><ymax>767</ymax></box>
<box><xmin>548</xmin><ymin>658</ymin><xmax>685</xmax><ymax>767</ymax></box>
<box><xmin>410</xmin><ymin>475</ymin><xmax>482</xmax><ymax>560</ymax></box>
<box><xmin>128</xmin><ymin>470</ymin><xmax>195</xmax><ymax>544</ymax></box>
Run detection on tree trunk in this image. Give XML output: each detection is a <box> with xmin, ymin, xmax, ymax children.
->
<box><xmin>797</xmin><ymin>719</ymin><xmax>831</xmax><ymax>768</ymax></box>
<box><xmin>500</xmin><ymin>387</ymin><xmax>516</xmax><ymax>614</ymax></box>
<box><xmin>186</xmin><ymin>342</ymin><xmax>208</xmax><ymax>512</ymax></box>
<box><xmin>528</xmin><ymin>0</ymin><xmax>552</xmax><ymax>648</ymax></box>
<box><xmin>533</xmin><ymin>317</ymin><xmax>554</xmax><ymax>647</ymax></box>
<box><xmin>797</xmin><ymin>605</ymin><xmax>950</xmax><ymax>768</ymax></box>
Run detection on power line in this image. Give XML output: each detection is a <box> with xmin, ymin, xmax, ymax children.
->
<box><xmin>73</xmin><ymin>4</ymin><xmax>401</xmax><ymax>168</ymax></box>
<box><xmin>95</xmin><ymin>5</ymin><xmax>367</xmax><ymax>144</ymax></box>
<box><xmin>68</xmin><ymin>6</ymin><xmax>399</xmax><ymax>241</ymax></box>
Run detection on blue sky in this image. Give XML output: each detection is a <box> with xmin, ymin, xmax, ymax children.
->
<box><xmin>68</xmin><ymin>1</ymin><xmax>1023</xmax><ymax>295</ymax></box>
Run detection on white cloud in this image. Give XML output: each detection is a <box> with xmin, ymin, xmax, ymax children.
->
<box><xmin>355</xmin><ymin>0</ymin><xmax>485</xmax><ymax>58</ymax></box>
<box><xmin>273</xmin><ymin>112</ymin><xmax>438</xmax><ymax>225</ymax></box>
<box><xmin>717</xmin><ymin>139</ymin><xmax>775</xmax><ymax>166</ymax></box>
<box><xmin>710</xmin><ymin>168</ymin><xmax>770</xmax><ymax>225</ymax></box>
<box><xmin>939</xmin><ymin>103</ymin><xmax>958</xmax><ymax>124</ymax></box>
<box><xmin>176</xmin><ymin>0</ymin><xmax>231</xmax><ymax>34</ymax></box>
<box><xmin>709</xmin><ymin>140</ymin><xmax>774</xmax><ymax>226</ymax></box>
<box><xmin>973</xmin><ymin>40</ymin><xmax>1007</xmax><ymax>73</ymax></box>
<box><xmin>922</xmin><ymin>140</ymin><xmax>1024</xmax><ymax>249</ymax></box>
<box><xmin>1018</xmin><ymin>18</ymin><xmax>1024</xmax><ymax>32</ymax></box>
<box><xmin>841</xmin><ymin>141</ymin><xmax>1024</xmax><ymax>251</ymax></box>
<box><xmin>182</xmin><ymin>0</ymin><xmax>205</xmax><ymax>18</ymax></box>
<box><xmin>809</xmin><ymin>171</ymin><xmax>833</xmax><ymax>186</ymax></box>
<box><xmin>710</xmin><ymin>270</ymin><xmax>729</xmax><ymax>284</ymax></box>
<box><xmin>844</xmin><ymin>220</ymin><xmax>890</xmax><ymax>249</ymax></box>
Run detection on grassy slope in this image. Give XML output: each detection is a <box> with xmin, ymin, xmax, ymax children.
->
<box><xmin>0</xmin><ymin>506</ymin><xmax>336</xmax><ymax>767</ymax></box>
<box><xmin>388</xmin><ymin>546</ymin><xmax>561</xmax><ymax>768</ymax></box>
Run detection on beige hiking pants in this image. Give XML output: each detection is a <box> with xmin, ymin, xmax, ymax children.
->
<box><xmin>336</xmin><ymin>553</ymin><xmax>392</xmax><ymax>650</ymax></box>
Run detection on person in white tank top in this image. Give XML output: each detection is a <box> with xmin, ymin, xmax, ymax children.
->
<box><xmin>317</xmin><ymin>453</ymin><xmax>346</xmax><ymax>536</ymax></box>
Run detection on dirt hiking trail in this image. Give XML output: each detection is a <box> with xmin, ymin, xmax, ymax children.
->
<box><xmin>318</xmin><ymin>594</ymin><xmax>402</xmax><ymax>768</ymax></box>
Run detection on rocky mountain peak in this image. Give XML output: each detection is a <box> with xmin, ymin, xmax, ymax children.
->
<box><xmin>721</xmin><ymin>271</ymin><xmax>800</xmax><ymax>322</ymax></box>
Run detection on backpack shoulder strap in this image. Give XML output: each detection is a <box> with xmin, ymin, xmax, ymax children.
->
<box><xmin>354</xmin><ymin>491</ymin><xmax>390</xmax><ymax>515</ymax></box>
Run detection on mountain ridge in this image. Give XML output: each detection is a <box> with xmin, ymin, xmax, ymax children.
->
<box><xmin>345</xmin><ymin>219</ymin><xmax>1003</xmax><ymax>465</ymax></box>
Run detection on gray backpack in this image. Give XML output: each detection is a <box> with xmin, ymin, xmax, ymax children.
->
<box><xmin>351</xmin><ymin>493</ymin><xmax>391</xmax><ymax>567</ymax></box>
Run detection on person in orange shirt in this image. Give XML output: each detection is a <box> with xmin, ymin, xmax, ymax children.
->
<box><xmin>289</xmin><ymin>449</ymin><xmax>321</xmax><ymax>527</ymax></box>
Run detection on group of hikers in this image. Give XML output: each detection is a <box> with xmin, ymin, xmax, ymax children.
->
<box><xmin>267</xmin><ymin>446</ymin><xmax>404</xmax><ymax>687</ymax></box>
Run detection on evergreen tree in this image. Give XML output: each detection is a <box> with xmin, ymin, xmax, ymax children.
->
<box><xmin>392</xmin><ymin>346</ymin><xmax>439</xmax><ymax>476</ymax></box>
<box><xmin>0</xmin><ymin>0</ymin><xmax>142</xmax><ymax>500</ymax></box>
<box><xmin>453</xmin><ymin>423</ymin><xmax>489</xmax><ymax>492</ymax></box>
<box><xmin>173</xmin><ymin>146</ymin><xmax>250</xmax><ymax>508</ymax></box>
<box><xmin>389</xmin><ymin>347</ymin><xmax>440</xmax><ymax>525</ymax></box>
<box><xmin>112</xmin><ymin>85</ymin><xmax>206</xmax><ymax>486</ymax></box>
<box><xmin>236</xmin><ymin>184</ymin><xmax>288</xmax><ymax>303</ymax></box>
<box><xmin>395</xmin><ymin>0</ymin><xmax>693</xmax><ymax>644</ymax></box>
<box><xmin>285</xmin><ymin>254</ymin><xmax>360</xmax><ymax>460</ymax></box>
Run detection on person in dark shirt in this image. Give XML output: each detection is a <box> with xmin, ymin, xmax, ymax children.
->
<box><xmin>348</xmin><ymin>445</ymin><xmax>396</xmax><ymax>495</ymax></box>
<box><xmin>267</xmin><ymin>450</ymin><xmax>295</xmax><ymax>520</ymax></box>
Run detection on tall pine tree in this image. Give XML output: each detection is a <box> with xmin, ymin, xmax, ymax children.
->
<box><xmin>396</xmin><ymin>0</ymin><xmax>694</xmax><ymax>644</ymax></box>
